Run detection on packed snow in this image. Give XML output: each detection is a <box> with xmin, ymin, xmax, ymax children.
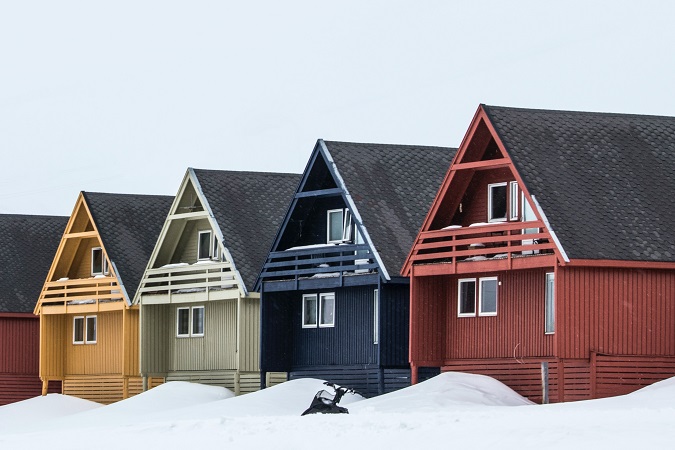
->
<box><xmin>1</xmin><ymin>372</ymin><xmax>674</xmax><ymax>449</ymax></box>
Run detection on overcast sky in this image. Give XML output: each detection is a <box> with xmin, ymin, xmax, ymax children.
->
<box><xmin>2</xmin><ymin>1</ymin><xmax>674</xmax><ymax>216</ymax></box>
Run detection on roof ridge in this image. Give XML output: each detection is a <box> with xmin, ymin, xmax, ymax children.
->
<box><xmin>192</xmin><ymin>168</ymin><xmax>301</xmax><ymax>177</ymax></box>
<box><xmin>0</xmin><ymin>213</ymin><xmax>68</xmax><ymax>219</ymax></box>
<box><xmin>323</xmin><ymin>140</ymin><xmax>455</xmax><ymax>151</ymax></box>
<box><xmin>483</xmin><ymin>103</ymin><xmax>675</xmax><ymax>121</ymax></box>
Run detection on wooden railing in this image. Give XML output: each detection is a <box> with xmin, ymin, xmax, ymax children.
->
<box><xmin>259</xmin><ymin>243</ymin><xmax>378</xmax><ymax>282</ymax></box>
<box><xmin>138</xmin><ymin>261</ymin><xmax>238</xmax><ymax>295</ymax></box>
<box><xmin>39</xmin><ymin>277</ymin><xmax>123</xmax><ymax>307</ymax></box>
<box><xmin>409</xmin><ymin>221</ymin><xmax>556</xmax><ymax>266</ymax></box>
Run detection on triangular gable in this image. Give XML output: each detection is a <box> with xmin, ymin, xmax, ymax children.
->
<box><xmin>402</xmin><ymin>105</ymin><xmax>568</xmax><ymax>275</ymax></box>
<box><xmin>35</xmin><ymin>193</ymin><xmax>122</xmax><ymax>314</ymax></box>
<box><xmin>135</xmin><ymin>168</ymin><xmax>246</xmax><ymax>302</ymax></box>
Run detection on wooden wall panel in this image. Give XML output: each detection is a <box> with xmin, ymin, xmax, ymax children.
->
<box><xmin>558</xmin><ymin>267</ymin><xmax>675</xmax><ymax>359</ymax></box>
<box><xmin>72</xmin><ymin>237</ymin><xmax>99</xmax><ymax>279</ymax></box>
<box><xmin>239</xmin><ymin>297</ymin><xmax>260</xmax><ymax>372</ymax></box>
<box><xmin>0</xmin><ymin>317</ymin><xmax>39</xmax><ymax>374</ymax></box>
<box><xmin>173</xmin><ymin>219</ymin><xmax>209</xmax><ymax>263</ymax></box>
<box><xmin>141</xmin><ymin>304</ymin><xmax>170</xmax><ymax>375</ymax></box>
<box><xmin>594</xmin><ymin>354</ymin><xmax>675</xmax><ymax>398</ymax></box>
<box><xmin>65</xmin><ymin>311</ymin><xmax>122</xmax><ymax>375</ymax></box>
<box><xmin>409</xmin><ymin>275</ymin><xmax>447</xmax><ymax>365</ymax></box>
<box><xmin>458</xmin><ymin>168</ymin><xmax>514</xmax><ymax>226</ymax></box>
<box><xmin>380</xmin><ymin>284</ymin><xmax>410</xmax><ymax>367</ymax></box>
<box><xmin>0</xmin><ymin>375</ymin><xmax>59</xmax><ymax>406</ymax></box>
<box><xmin>40</xmin><ymin>314</ymin><xmax>66</xmax><ymax>379</ymax></box>
<box><xmin>123</xmin><ymin>308</ymin><xmax>140</xmax><ymax>376</ymax></box>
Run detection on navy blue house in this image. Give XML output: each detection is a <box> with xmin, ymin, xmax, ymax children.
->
<box><xmin>256</xmin><ymin>140</ymin><xmax>455</xmax><ymax>396</ymax></box>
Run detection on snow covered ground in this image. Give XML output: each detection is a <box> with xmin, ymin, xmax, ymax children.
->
<box><xmin>1</xmin><ymin>372</ymin><xmax>674</xmax><ymax>449</ymax></box>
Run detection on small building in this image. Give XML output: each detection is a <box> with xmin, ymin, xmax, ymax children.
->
<box><xmin>135</xmin><ymin>168</ymin><xmax>300</xmax><ymax>394</ymax></box>
<box><xmin>35</xmin><ymin>192</ymin><xmax>173</xmax><ymax>404</ymax></box>
<box><xmin>403</xmin><ymin>105</ymin><xmax>675</xmax><ymax>403</ymax></box>
<box><xmin>0</xmin><ymin>214</ymin><xmax>68</xmax><ymax>405</ymax></box>
<box><xmin>257</xmin><ymin>140</ymin><xmax>455</xmax><ymax>396</ymax></box>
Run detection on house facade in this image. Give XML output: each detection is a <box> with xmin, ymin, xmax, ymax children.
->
<box><xmin>257</xmin><ymin>140</ymin><xmax>455</xmax><ymax>397</ymax></box>
<box><xmin>404</xmin><ymin>105</ymin><xmax>675</xmax><ymax>403</ymax></box>
<box><xmin>0</xmin><ymin>214</ymin><xmax>67</xmax><ymax>405</ymax></box>
<box><xmin>135</xmin><ymin>168</ymin><xmax>300</xmax><ymax>394</ymax></box>
<box><xmin>35</xmin><ymin>192</ymin><xmax>172</xmax><ymax>404</ymax></box>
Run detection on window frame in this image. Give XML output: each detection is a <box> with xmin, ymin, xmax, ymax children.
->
<box><xmin>342</xmin><ymin>209</ymin><xmax>353</xmax><ymax>242</ymax></box>
<box><xmin>191</xmin><ymin>306</ymin><xmax>205</xmax><ymax>337</ymax></box>
<box><xmin>302</xmin><ymin>294</ymin><xmax>318</xmax><ymax>328</ymax></box>
<box><xmin>85</xmin><ymin>315</ymin><xmax>97</xmax><ymax>344</ymax></box>
<box><xmin>545</xmin><ymin>273</ymin><xmax>555</xmax><ymax>334</ymax></box>
<box><xmin>373</xmin><ymin>289</ymin><xmax>379</xmax><ymax>344</ymax></box>
<box><xmin>487</xmin><ymin>182</ymin><xmax>508</xmax><ymax>223</ymax></box>
<box><xmin>212</xmin><ymin>235</ymin><xmax>220</xmax><ymax>261</ymax></box>
<box><xmin>319</xmin><ymin>292</ymin><xmax>335</xmax><ymax>328</ymax></box>
<box><xmin>197</xmin><ymin>230</ymin><xmax>213</xmax><ymax>261</ymax></box>
<box><xmin>327</xmin><ymin>209</ymin><xmax>345</xmax><ymax>243</ymax></box>
<box><xmin>73</xmin><ymin>316</ymin><xmax>85</xmax><ymax>344</ymax></box>
<box><xmin>91</xmin><ymin>247</ymin><xmax>108</xmax><ymax>276</ymax></box>
<box><xmin>457</xmin><ymin>278</ymin><xmax>477</xmax><ymax>317</ymax></box>
<box><xmin>478</xmin><ymin>277</ymin><xmax>498</xmax><ymax>316</ymax></box>
<box><xmin>509</xmin><ymin>181</ymin><xmax>519</xmax><ymax>221</ymax></box>
<box><xmin>176</xmin><ymin>307</ymin><xmax>191</xmax><ymax>337</ymax></box>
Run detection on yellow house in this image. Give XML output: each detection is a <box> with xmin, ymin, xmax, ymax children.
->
<box><xmin>35</xmin><ymin>191</ymin><xmax>173</xmax><ymax>403</ymax></box>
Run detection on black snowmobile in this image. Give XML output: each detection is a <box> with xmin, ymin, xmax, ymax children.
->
<box><xmin>301</xmin><ymin>382</ymin><xmax>356</xmax><ymax>415</ymax></box>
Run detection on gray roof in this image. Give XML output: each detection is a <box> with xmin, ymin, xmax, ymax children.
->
<box><xmin>483</xmin><ymin>105</ymin><xmax>675</xmax><ymax>262</ymax></box>
<box><xmin>192</xmin><ymin>169</ymin><xmax>301</xmax><ymax>290</ymax></box>
<box><xmin>325</xmin><ymin>141</ymin><xmax>456</xmax><ymax>276</ymax></box>
<box><xmin>83</xmin><ymin>192</ymin><xmax>174</xmax><ymax>302</ymax></box>
<box><xmin>0</xmin><ymin>214</ymin><xmax>68</xmax><ymax>313</ymax></box>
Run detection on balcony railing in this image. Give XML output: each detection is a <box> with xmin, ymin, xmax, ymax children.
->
<box><xmin>39</xmin><ymin>277</ymin><xmax>124</xmax><ymax>308</ymax></box>
<box><xmin>409</xmin><ymin>221</ymin><xmax>556</xmax><ymax>267</ymax></box>
<box><xmin>259</xmin><ymin>243</ymin><xmax>378</xmax><ymax>283</ymax></box>
<box><xmin>138</xmin><ymin>261</ymin><xmax>238</xmax><ymax>296</ymax></box>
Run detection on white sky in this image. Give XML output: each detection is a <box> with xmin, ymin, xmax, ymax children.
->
<box><xmin>2</xmin><ymin>1</ymin><xmax>674</xmax><ymax>216</ymax></box>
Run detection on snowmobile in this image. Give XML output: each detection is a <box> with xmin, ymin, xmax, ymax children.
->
<box><xmin>301</xmin><ymin>382</ymin><xmax>356</xmax><ymax>415</ymax></box>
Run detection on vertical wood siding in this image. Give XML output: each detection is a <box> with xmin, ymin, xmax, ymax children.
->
<box><xmin>0</xmin><ymin>317</ymin><xmax>39</xmax><ymax>374</ymax></box>
<box><xmin>40</xmin><ymin>314</ymin><xmax>66</xmax><ymax>379</ymax></box>
<box><xmin>261</xmin><ymin>292</ymin><xmax>292</xmax><ymax>373</ymax></box>
<box><xmin>173</xmin><ymin>219</ymin><xmax>210</xmax><ymax>263</ymax></box>
<box><xmin>558</xmin><ymin>266</ymin><xmax>675</xmax><ymax>359</ymax></box>
<box><xmin>239</xmin><ymin>297</ymin><xmax>260</xmax><ymax>372</ymax></box>
<box><xmin>123</xmin><ymin>308</ymin><xmax>140</xmax><ymax>376</ymax></box>
<box><xmin>65</xmin><ymin>311</ymin><xmax>123</xmax><ymax>375</ymax></box>
<box><xmin>409</xmin><ymin>275</ymin><xmax>448</xmax><ymax>365</ymax></box>
<box><xmin>141</xmin><ymin>304</ymin><xmax>171</xmax><ymax>375</ymax></box>
<box><xmin>457</xmin><ymin>168</ymin><xmax>514</xmax><ymax>226</ymax></box>
<box><xmin>380</xmin><ymin>284</ymin><xmax>410</xmax><ymax>367</ymax></box>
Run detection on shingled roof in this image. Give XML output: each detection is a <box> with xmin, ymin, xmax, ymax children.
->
<box><xmin>192</xmin><ymin>169</ymin><xmax>301</xmax><ymax>289</ymax></box>
<box><xmin>0</xmin><ymin>214</ymin><xmax>68</xmax><ymax>313</ymax></box>
<box><xmin>83</xmin><ymin>192</ymin><xmax>174</xmax><ymax>302</ymax></box>
<box><xmin>324</xmin><ymin>141</ymin><xmax>456</xmax><ymax>277</ymax></box>
<box><xmin>483</xmin><ymin>105</ymin><xmax>675</xmax><ymax>262</ymax></box>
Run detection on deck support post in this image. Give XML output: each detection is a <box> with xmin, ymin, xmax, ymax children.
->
<box><xmin>41</xmin><ymin>379</ymin><xmax>49</xmax><ymax>396</ymax></box>
<box><xmin>541</xmin><ymin>361</ymin><xmax>549</xmax><ymax>404</ymax></box>
<box><xmin>142</xmin><ymin>375</ymin><xmax>148</xmax><ymax>392</ymax></box>
<box><xmin>411</xmin><ymin>363</ymin><xmax>419</xmax><ymax>385</ymax></box>
<box><xmin>123</xmin><ymin>376</ymin><xmax>129</xmax><ymax>399</ymax></box>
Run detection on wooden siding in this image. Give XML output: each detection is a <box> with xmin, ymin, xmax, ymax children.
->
<box><xmin>39</xmin><ymin>314</ymin><xmax>66</xmax><ymax>379</ymax></box>
<box><xmin>123</xmin><ymin>308</ymin><xmax>140</xmax><ymax>376</ymax></box>
<box><xmin>260</xmin><ymin>291</ymin><xmax>293</xmax><ymax>373</ymax></box>
<box><xmin>65</xmin><ymin>311</ymin><xmax>124</xmax><ymax>375</ymax></box>
<box><xmin>140</xmin><ymin>304</ymin><xmax>171</xmax><ymax>375</ymax></box>
<box><xmin>0</xmin><ymin>376</ymin><xmax>59</xmax><ymax>406</ymax></box>
<box><xmin>594</xmin><ymin>354</ymin><xmax>675</xmax><ymax>398</ymax></box>
<box><xmin>379</xmin><ymin>284</ymin><xmax>410</xmax><ymax>367</ymax></box>
<box><xmin>409</xmin><ymin>275</ymin><xmax>448</xmax><ymax>366</ymax></box>
<box><xmin>458</xmin><ymin>168</ymin><xmax>514</xmax><ymax>225</ymax></box>
<box><xmin>239</xmin><ymin>297</ymin><xmax>260</xmax><ymax>372</ymax></box>
<box><xmin>166</xmin><ymin>370</ymin><xmax>260</xmax><ymax>394</ymax></box>
<box><xmin>172</xmin><ymin>218</ymin><xmax>210</xmax><ymax>264</ymax></box>
<box><xmin>63</xmin><ymin>375</ymin><xmax>143</xmax><ymax>404</ymax></box>
<box><xmin>0</xmin><ymin>316</ymin><xmax>39</xmax><ymax>374</ymax></box>
<box><xmin>557</xmin><ymin>266</ymin><xmax>675</xmax><ymax>359</ymax></box>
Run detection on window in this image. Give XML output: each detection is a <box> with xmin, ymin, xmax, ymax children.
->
<box><xmin>91</xmin><ymin>247</ymin><xmax>108</xmax><ymax>276</ymax></box>
<box><xmin>342</xmin><ymin>209</ymin><xmax>353</xmax><ymax>242</ymax></box>
<box><xmin>488</xmin><ymin>183</ymin><xmax>508</xmax><ymax>222</ymax></box>
<box><xmin>73</xmin><ymin>316</ymin><xmax>84</xmax><ymax>344</ymax></box>
<box><xmin>479</xmin><ymin>277</ymin><xmax>498</xmax><ymax>316</ymax></box>
<box><xmin>373</xmin><ymin>289</ymin><xmax>379</xmax><ymax>344</ymax></box>
<box><xmin>198</xmin><ymin>231</ymin><xmax>212</xmax><ymax>260</ymax></box>
<box><xmin>177</xmin><ymin>306</ymin><xmax>205</xmax><ymax>337</ymax></box>
<box><xmin>509</xmin><ymin>181</ymin><xmax>519</xmax><ymax>220</ymax></box>
<box><xmin>458</xmin><ymin>279</ymin><xmax>477</xmax><ymax>316</ymax></box>
<box><xmin>302</xmin><ymin>294</ymin><xmax>318</xmax><ymax>328</ymax></box>
<box><xmin>85</xmin><ymin>316</ymin><xmax>97</xmax><ymax>343</ymax></box>
<box><xmin>327</xmin><ymin>209</ymin><xmax>345</xmax><ymax>243</ymax></box>
<box><xmin>319</xmin><ymin>293</ymin><xmax>335</xmax><ymax>327</ymax></box>
<box><xmin>545</xmin><ymin>273</ymin><xmax>555</xmax><ymax>333</ymax></box>
<box><xmin>212</xmin><ymin>236</ymin><xmax>220</xmax><ymax>261</ymax></box>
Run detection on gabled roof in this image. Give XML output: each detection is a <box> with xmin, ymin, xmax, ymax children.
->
<box><xmin>483</xmin><ymin>105</ymin><xmax>675</xmax><ymax>262</ymax></box>
<box><xmin>192</xmin><ymin>169</ymin><xmax>301</xmax><ymax>289</ymax></box>
<box><xmin>0</xmin><ymin>214</ymin><xmax>68</xmax><ymax>313</ymax></box>
<box><xmin>83</xmin><ymin>192</ymin><xmax>174</xmax><ymax>301</ymax></box>
<box><xmin>323</xmin><ymin>141</ymin><xmax>456</xmax><ymax>276</ymax></box>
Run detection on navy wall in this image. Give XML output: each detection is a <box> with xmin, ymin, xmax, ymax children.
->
<box><xmin>380</xmin><ymin>283</ymin><xmax>410</xmax><ymax>367</ymax></box>
<box><xmin>260</xmin><ymin>291</ymin><xmax>293</xmax><ymax>373</ymax></box>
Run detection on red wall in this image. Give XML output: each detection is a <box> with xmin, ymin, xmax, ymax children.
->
<box><xmin>0</xmin><ymin>316</ymin><xmax>39</xmax><ymax>374</ymax></box>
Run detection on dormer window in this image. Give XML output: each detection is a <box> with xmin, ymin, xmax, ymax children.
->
<box><xmin>487</xmin><ymin>183</ymin><xmax>508</xmax><ymax>222</ymax></box>
<box><xmin>91</xmin><ymin>247</ymin><xmax>108</xmax><ymax>276</ymax></box>
<box><xmin>327</xmin><ymin>208</ymin><xmax>353</xmax><ymax>243</ymax></box>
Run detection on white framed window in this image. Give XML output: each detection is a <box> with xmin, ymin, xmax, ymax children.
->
<box><xmin>198</xmin><ymin>231</ymin><xmax>212</xmax><ymax>260</ymax></box>
<box><xmin>458</xmin><ymin>279</ymin><xmax>477</xmax><ymax>317</ymax></box>
<box><xmin>91</xmin><ymin>247</ymin><xmax>108</xmax><ymax>276</ymax></box>
<box><xmin>85</xmin><ymin>316</ymin><xmax>97</xmax><ymax>344</ymax></box>
<box><xmin>212</xmin><ymin>236</ymin><xmax>220</xmax><ymax>261</ymax></box>
<box><xmin>192</xmin><ymin>306</ymin><xmax>205</xmax><ymax>336</ymax></box>
<box><xmin>302</xmin><ymin>294</ymin><xmax>318</xmax><ymax>328</ymax></box>
<box><xmin>487</xmin><ymin>182</ymin><xmax>508</xmax><ymax>222</ymax></box>
<box><xmin>509</xmin><ymin>181</ymin><xmax>519</xmax><ymax>220</ymax></box>
<box><xmin>327</xmin><ymin>209</ymin><xmax>345</xmax><ymax>243</ymax></box>
<box><xmin>342</xmin><ymin>209</ymin><xmax>353</xmax><ymax>242</ymax></box>
<box><xmin>73</xmin><ymin>316</ymin><xmax>85</xmax><ymax>344</ymax></box>
<box><xmin>177</xmin><ymin>307</ymin><xmax>190</xmax><ymax>337</ymax></box>
<box><xmin>373</xmin><ymin>289</ymin><xmax>379</xmax><ymax>344</ymax></box>
<box><xmin>479</xmin><ymin>277</ymin><xmax>498</xmax><ymax>316</ymax></box>
<box><xmin>545</xmin><ymin>273</ymin><xmax>555</xmax><ymax>334</ymax></box>
<box><xmin>319</xmin><ymin>293</ymin><xmax>335</xmax><ymax>327</ymax></box>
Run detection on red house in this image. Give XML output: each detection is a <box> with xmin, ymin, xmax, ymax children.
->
<box><xmin>403</xmin><ymin>105</ymin><xmax>675</xmax><ymax>403</ymax></box>
<box><xmin>0</xmin><ymin>214</ymin><xmax>67</xmax><ymax>405</ymax></box>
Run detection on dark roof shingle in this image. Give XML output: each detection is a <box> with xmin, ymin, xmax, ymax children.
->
<box><xmin>0</xmin><ymin>214</ymin><xmax>68</xmax><ymax>313</ymax></box>
<box><xmin>483</xmin><ymin>105</ymin><xmax>675</xmax><ymax>262</ymax></box>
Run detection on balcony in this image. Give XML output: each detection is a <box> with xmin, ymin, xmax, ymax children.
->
<box><xmin>259</xmin><ymin>243</ymin><xmax>379</xmax><ymax>291</ymax></box>
<box><xmin>39</xmin><ymin>277</ymin><xmax>124</xmax><ymax>314</ymax></box>
<box><xmin>409</xmin><ymin>221</ymin><xmax>557</xmax><ymax>275</ymax></box>
<box><xmin>137</xmin><ymin>261</ymin><xmax>240</xmax><ymax>304</ymax></box>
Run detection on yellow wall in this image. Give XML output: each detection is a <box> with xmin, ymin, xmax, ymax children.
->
<box><xmin>65</xmin><ymin>311</ymin><xmax>123</xmax><ymax>375</ymax></box>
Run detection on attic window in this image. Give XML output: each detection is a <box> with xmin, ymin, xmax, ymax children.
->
<box><xmin>488</xmin><ymin>183</ymin><xmax>507</xmax><ymax>222</ymax></box>
<box><xmin>198</xmin><ymin>231</ymin><xmax>212</xmax><ymax>260</ymax></box>
<box><xmin>327</xmin><ymin>208</ymin><xmax>353</xmax><ymax>243</ymax></box>
<box><xmin>91</xmin><ymin>247</ymin><xmax>108</xmax><ymax>276</ymax></box>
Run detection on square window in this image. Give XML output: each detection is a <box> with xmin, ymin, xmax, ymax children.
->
<box><xmin>85</xmin><ymin>316</ymin><xmax>97</xmax><ymax>344</ymax></box>
<box><xmin>91</xmin><ymin>247</ymin><xmax>108</xmax><ymax>276</ymax></box>
<box><xmin>73</xmin><ymin>316</ymin><xmax>84</xmax><ymax>344</ymax></box>
<box><xmin>319</xmin><ymin>293</ymin><xmax>335</xmax><ymax>327</ymax></box>
<box><xmin>458</xmin><ymin>279</ymin><xmax>476</xmax><ymax>316</ymax></box>
<box><xmin>545</xmin><ymin>273</ymin><xmax>555</xmax><ymax>334</ymax></box>
<box><xmin>327</xmin><ymin>209</ymin><xmax>344</xmax><ymax>243</ymax></box>
<box><xmin>198</xmin><ymin>231</ymin><xmax>212</xmax><ymax>260</ymax></box>
<box><xmin>192</xmin><ymin>306</ymin><xmax>205</xmax><ymax>336</ymax></box>
<box><xmin>488</xmin><ymin>183</ymin><xmax>507</xmax><ymax>222</ymax></box>
<box><xmin>177</xmin><ymin>307</ymin><xmax>190</xmax><ymax>337</ymax></box>
<box><xmin>302</xmin><ymin>294</ymin><xmax>318</xmax><ymax>328</ymax></box>
<box><xmin>479</xmin><ymin>277</ymin><xmax>498</xmax><ymax>316</ymax></box>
